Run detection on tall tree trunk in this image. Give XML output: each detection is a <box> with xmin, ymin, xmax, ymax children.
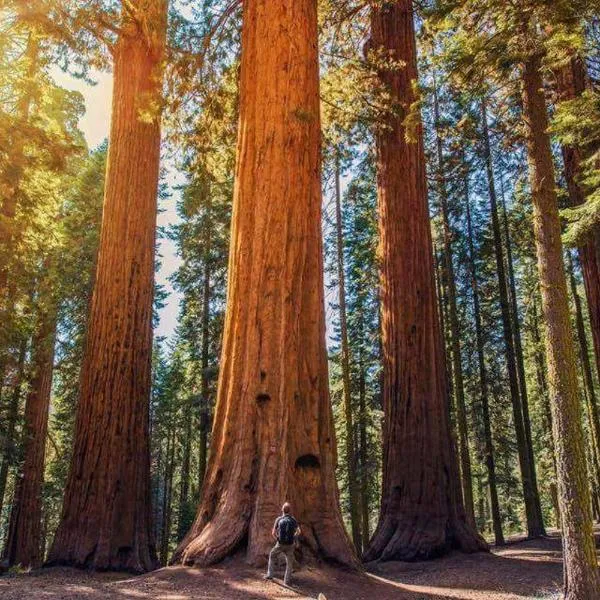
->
<box><xmin>178</xmin><ymin>400</ymin><xmax>193</xmax><ymax>540</ymax></box>
<box><xmin>499</xmin><ymin>176</ymin><xmax>544</xmax><ymax>530</ymax></box>
<box><xmin>47</xmin><ymin>2</ymin><xmax>167</xmax><ymax>572</ymax></box>
<box><xmin>364</xmin><ymin>0</ymin><xmax>486</xmax><ymax>561</ymax></box>
<box><xmin>432</xmin><ymin>76</ymin><xmax>475</xmax><ymax>529</ymax></box>
<box><xmin>3</xmin><ymin>303</ymin><xmax>58</xmax><ymax>567</ymax></box>
<box><xmin>531</xmin><ymin>295</ymin><xmax>561</xmax><ymax>528</ymax></box>
<box><xmin>465</xmin><ymin>175</ymin><xmax>505</xmax><ymax>546</ymax></box>
<box><xmin>481</xmin><ymin>100</ymin><xmax>545</xmax><ymax>537</ymax></box>
<box><xmin>521</xmin><ymin>51</ymin><xmax>600</xmax><ymax>598</ymax></box>
<box><xmin>0</xmin><ymin>340</ymin><xmax>27</xmax><ymax>520</ymax></box>
<box><xmin>198</xmin><ymin>197</ymin><xmax>212</xmax><ymax>493</ymax></box>
<box><xmin>357</xmin><ymin>334</ymin><xmax>370</xmax><ymax>552</ymax></box>
<box><xmin>173</xmin><ymin>0</ymin><xmax>357</xmax><ymax>568</ymax></box>
<box><xmin>334</xmin><ymin>156</ymin><xmax>361</xmax><ymax>552</ymax></box>
<box><xmin>555</xmin><ymin>55</ymin><xmax>600</xmax><ymax>385</ymax></box>
<box><xmin>160</xmin><ymin>430</ymin><xmax>175</xmax><ymax>565</ymax></box>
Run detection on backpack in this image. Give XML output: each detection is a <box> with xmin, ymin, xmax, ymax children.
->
<box><xmin>277</xmin><ymin>515</ymin><xmax>296</xmax><ymax>545</ymax></box>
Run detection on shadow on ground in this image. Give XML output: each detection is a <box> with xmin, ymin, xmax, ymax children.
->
<box><xmin>1</xmin><ymin>531</ymin><xmax>591</xmax><ymax>599</ymax></box>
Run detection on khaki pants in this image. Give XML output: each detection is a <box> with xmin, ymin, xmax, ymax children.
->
<box><xmin>266</xmin><ymin>542</ymin><xmax>295</xmax><ymax>585</ymax></box>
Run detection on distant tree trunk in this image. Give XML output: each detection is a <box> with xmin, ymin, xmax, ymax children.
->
<box><xmin>364</xmin><ymin>0</ymin><xmax>486</xmax><ymax>561</ymax></box>
<box><xmin>357</xmin><ymin>333</ymin><xmax>370</xmax><ymax>552</ymax></box>
<box><xmin>530</xmin><ymin>295</ymin><xmax>561</xmax><ymax>527</ymax></box>
<box><xmin>498</xmin><ymin>177</ymin><xmax>544</xmax><ymax>530</ymax></box>
<box><xmin>0</xmin><ymin>340</ymin><xmax>27</xmax><ymax>520</ymax></box>
<box><xmin>173</xmin><ymin>0</ymin><xmax>357</xmax><ymax>568</ymax></box>
<box><xmin>3</xmin><ymin>302</ymin><xmax>58</xmax><ymax>567</ymax></box>
<box><xmin>334</xmin><ymin>156</ymin><xmax>361</xmax><ymax>552</ymax></box>
<box><xmin>47</xmin><ymin>1</ymin><xmax>167</xmax><ymax>572</ymax></box>
<box><xmin>432</xmin><ymin>77</ymin><xmax>475</xmax><ymax>529</ymax></box>
<box><xmin>178</xmin><ymin>401</ymin><xmax>193</xmax><ymax>540</ymax></box>
<box><xmin>160</xmin><ymin>430</ymin><xmax>175</xmax><ymax>565</ymax></box>
<box><xmin>481</xmin><ymin>99</ymin><xmax>545</xmax><ymax>538</ymax></box>
<box><xmin>197</xmin><ymin>197</ymin><xmax>212</xmax><ymax>493</ymax></box>
<box><xmin>555</xmin><ymin>55</ymin><xmax>600</xmax><ymax>385</ymax></box>
<box><xmin>465</xmin><ymin>175</ymin><xmax>504</xmax><ymax>546</ymax></box>
<box><xmin>521</xmin><ymin>51</ymin><xmax>600</xmax><ymax>598</ymax></box>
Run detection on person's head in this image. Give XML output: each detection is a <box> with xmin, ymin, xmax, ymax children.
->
<box><xmin>282</xmin><ymin>502</ymin><xmax>291</xmax><ymax>515</ymax></box>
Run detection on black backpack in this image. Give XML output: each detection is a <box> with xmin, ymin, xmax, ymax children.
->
<box><xmin>277</xmin><ymin>515</ymin><xmax>296</xmax><ymax>545</ymax></box>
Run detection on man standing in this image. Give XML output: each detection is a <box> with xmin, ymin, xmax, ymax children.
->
<box><xmin>265</xmin><ymin>502</ymin><xmax>301</xmax><ymax>586</ymax></box>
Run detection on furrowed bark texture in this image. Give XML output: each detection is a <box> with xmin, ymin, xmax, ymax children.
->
<box><xmin>522</xmin><ymin>53</ymin><xmax>600</xmax><ymax>599</ymax></box>
<box><xmin>556</xmin><ymin>56</ymin><xmax>600</xmax><ymax>386</ymax></box>
<box><xmin>3</xmin><ymin>305</ymin><xmax>57</xmax><ymax>567</ymax></box>
<box><xmin>364</xmin><ymin>0</ymin><xmax>486</xmax><ymax>561</ymax></box>
<box><xmin>46</xmin><ymin>4</ymin><xmax>166</xmax><ymax>572</ymax></box>
<box><xmin>173</xmin><ymin>0</ymin><xmax>357</xmax><ymax>569</ymax></box>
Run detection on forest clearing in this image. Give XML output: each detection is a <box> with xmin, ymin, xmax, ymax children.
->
<box><xmin>2</xmin><ymin>531</ymin><xmax>592</xmax><ymax>600</ymax></box>
<box><xmin>2</xmin><ymin>0</ymin><xmax>600</xmax><ymax>598</ymax></box>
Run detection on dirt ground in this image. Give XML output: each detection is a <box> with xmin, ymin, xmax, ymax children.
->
<box><xmin>0</xmin><ymin>532</ymin><xmax>591</xmax><ymax>600</ymax></box>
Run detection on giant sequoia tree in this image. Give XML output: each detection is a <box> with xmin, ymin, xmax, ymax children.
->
<box><xmin>46</xmin><ymin>0</ymin><xmax>167</xmax><ymax>572</ymax></box>
<box><xmin>173</xmin><ymin>0</ymin><xmax>357</xmax><ymax>568</ymax></box>
<box><xmin>364</xmin><ymin>0</ymin><xmax>486</xmax><ymax>561</ymax></box>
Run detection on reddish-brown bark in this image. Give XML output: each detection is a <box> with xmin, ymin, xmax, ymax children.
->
<box><xmin>46</xmin><ymin>2</ymin><xmax>167</xmax><ymax>573</ymax></box>
<box><xmin>172</xmin><ymin>0</ymin><xmax>357</xmax><ymax>569</ymax></box>
<box><xmin>364</xmin><ymin>0</ymin><xmax>486</xmax><ymax>561</ymax></box>
<box><xmin>3</xmin><ymin>304</ymin><xmax>57</xmax><ymax>567</ymax></box>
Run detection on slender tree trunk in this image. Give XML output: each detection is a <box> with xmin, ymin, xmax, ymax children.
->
<box><xmin>198</xmin><ymin>203</ymin><xmax>212</xmax><ymax>493</ymax></box>
<box><xmin>465</xmin><ymin>176</ymin><xmax>505</xmax><ymax>546</ymax></box>
<box><xmin>3</xmin><ymin>303</ymin><xmax>58</xmax><ymax>567</ymax></box>
<box><xmin>357</xmin><ymin>335</ymin><xmax>370</xmax><ymax>552</ymax></box>
<box><xmin>499</xmin><ymin>177</ymin><xmax>544</xmax><ymax>530</ymax></box>
<box><xmin>173</xmin><ymin>0</ymin><xmax>357</xmax><ymax>568</ymax></box>
<box><xmin>364</xmin><ymin>0</ymin><xmax>486</xmax><ymax>561</ymax></box>
<box><xmin>334</xmin><ymin>157</ymin><xmax>361</xmax><ymax>552</ymax></box>
<box><xmin>556</xmin><ymin>56</ymin><xmax>600</xmax><ymax>385</ymax></box>
<box><xmin>481</xmin><ymin>100</ymin><xmax>545</xmax><ymax>537</ymax></box>
<box><xmin>521</xmin><ymin>51</ymin><xmax>600</xmax><ymax>598</ymax></box>
<box><xmin>0</xmin><ymin>340</ymin><xmax>27</xmax><ymax>520</ymax></box>
<box><xmin>432</xmin><ymin>77</ymin><xmax>475</xmax><ymax>528</ymax></box>
<box><xmin>47</xmin><ymin>2</ymin><xmax>167</xmax><ymax>572</ymax></box>
<box><xmin>531</xmin><ymin>295</ymin><xmax>562</xmax><ymax>528</ymax></box>
<box><xmin>160</xmin><ymin>430</ymin><xmax>175</xmax><ymax>565</ymax></box>
<box><xmin>178</xmin><ymin>401</ymin><xmax>193</xmax><ymax>540</ymax></box>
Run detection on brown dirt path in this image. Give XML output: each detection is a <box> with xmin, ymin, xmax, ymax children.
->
<box><xmin>1</xmin><ymin>532</ymin><xmax>593</xmax><ymax>600</ymax></box>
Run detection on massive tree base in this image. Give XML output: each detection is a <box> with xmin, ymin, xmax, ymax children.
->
<box><xmin>364</xmin><ymin>513</ymin><xmax>487</xmax><ymax>562</ymax></box>
<box><xmin>45</xmin><ymin>543</ymin><xmax>158</xmax><ymax>574</ymax></box>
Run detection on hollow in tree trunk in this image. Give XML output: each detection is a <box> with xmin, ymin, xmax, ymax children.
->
<box><xmin>46</xmin><ymin>1</ymin><xmax>167</xmax><ymax>572</ymax></box>
<box><xmin>172</xmin><ymin>0</ymin><xmax>357</xmax><ymax>569</ymax></box>
<box><xmin>364</xmin><ymin>0</ymin><xmax>486</xmax><ymax>561</ymax></box>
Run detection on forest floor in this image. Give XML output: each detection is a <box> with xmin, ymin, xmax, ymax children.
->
<box><xmin>2</xmin><ymin>530</ymin><xmax>598</xmax><ymax>600</ymax></box>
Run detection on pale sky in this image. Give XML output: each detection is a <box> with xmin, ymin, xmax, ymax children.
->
<box><xmin>50</xmin><ymin>67</ymin><xmax>183</xmax><ymax>341</ymax></box>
